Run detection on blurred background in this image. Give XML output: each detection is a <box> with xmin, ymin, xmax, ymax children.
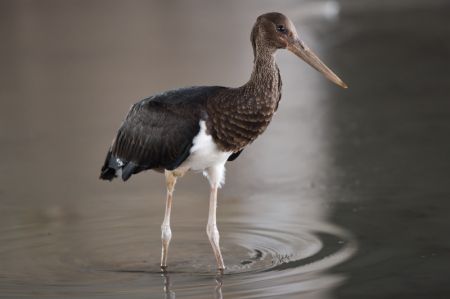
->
<box><xmin>1</xmin><ymin>0</ymin><xmax>450</xmax><ymax>298</ymax></box>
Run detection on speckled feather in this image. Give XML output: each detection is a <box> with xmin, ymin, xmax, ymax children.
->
<box><xmin>206</xmin><ymin>51</ymin><xmax>282</xmax><ymax>151</ymax></box>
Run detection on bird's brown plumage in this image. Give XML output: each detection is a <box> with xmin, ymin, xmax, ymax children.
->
<box><xmin>206</xmin><ymin>54</ymin><xmax>281</xmax><ymax>152</ymax></box>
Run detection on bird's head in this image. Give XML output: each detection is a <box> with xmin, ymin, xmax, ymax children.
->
<box><xmin>251</xmin><ymin>12</ymin><xmax>347</xmax><ymax>89</ymax></box>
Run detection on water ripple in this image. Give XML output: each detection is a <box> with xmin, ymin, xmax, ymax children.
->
<box><xmin>0</xmin><ymin>218</ymin><xmax>356</xmax><ymax>298</ymax></box>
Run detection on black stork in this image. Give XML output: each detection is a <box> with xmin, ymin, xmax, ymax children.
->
<box><xmin>100</xmin><ymin>12</ymin><xmax>347</xmax><ymax>271</ymax></box>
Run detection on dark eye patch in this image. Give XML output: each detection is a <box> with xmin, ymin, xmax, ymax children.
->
<box><xmin>276</xmin><ymin>24</ymin><xmax>287</xmax><ymax>33</ymax></box>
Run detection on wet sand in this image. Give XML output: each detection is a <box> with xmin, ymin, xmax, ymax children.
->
<box><xmin>0</xmin><ymin>1</ymin><xmax>449</xmax><ymax>298</ymax></box>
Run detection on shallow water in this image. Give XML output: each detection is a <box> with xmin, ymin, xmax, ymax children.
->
<box><xmin>1</xmin><ymin>0</ymin><xmax>450</xmax><ymax>298</ymax></box>
<box><xmin>0</xmin><ymin>216</ymin><xmax>355</xmax><ymax>298</ymax></box>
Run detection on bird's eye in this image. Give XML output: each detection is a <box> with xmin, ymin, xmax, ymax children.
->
<box><xmin>276</xmin><ymin>24</ymin><xmax>287</xmax><ymax>33</ymax></box>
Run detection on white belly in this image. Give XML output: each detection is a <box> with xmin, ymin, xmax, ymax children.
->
<box><xmin>181</xmin><ymin>121</ymin><xmax>232</xmax><ymax>171</ymax></box>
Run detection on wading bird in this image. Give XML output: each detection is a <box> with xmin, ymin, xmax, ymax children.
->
<box><xmin>100</xmin><ymin>12</ymin><xmax>347</xmax><ymax>271</ymax></box>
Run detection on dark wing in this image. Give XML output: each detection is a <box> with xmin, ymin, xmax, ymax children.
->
<box><xmin>227</xmin><ymin>150</ymin><xmax>243</xmax><ymax>161</ymax></box>
<box><xmin>100</xmin><ymin>86</ymin><xmax>225</xmax><ymax>181</ymax></box>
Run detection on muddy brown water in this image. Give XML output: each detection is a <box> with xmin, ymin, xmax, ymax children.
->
<box><xmin>1</xmin><ymin>1</ymin><xmax>450</xmax><ymax>298</ymax></box>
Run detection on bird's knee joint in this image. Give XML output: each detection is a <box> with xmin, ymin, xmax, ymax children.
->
<box><xmin>206</xmin><ymin>224</ymin><xmax>220</xmax><ymax>242</ymax></box>
<box><xmin>161</xmin><ymin>224</ymin><xmax>172</xmax><ymax>242</ymax></box>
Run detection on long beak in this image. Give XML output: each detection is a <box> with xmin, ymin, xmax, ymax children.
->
<box><xmin>287</xmin><ymin>38</ymin><xmax>348</xmax><ymax>89</ymax></box>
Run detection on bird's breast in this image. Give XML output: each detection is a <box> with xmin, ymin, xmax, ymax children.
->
<box><xmin>207</xmin><ymin>94</ymin><xmax>279</xmax><ymax>152</ymax></box>
<box><xmin>180</xmin><ymin>120</ymin><xmax>232</xmax><ymax>171</ymax></box>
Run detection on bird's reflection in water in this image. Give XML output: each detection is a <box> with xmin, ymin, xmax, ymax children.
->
<box><xmin>214</xmin><ymin>272</ymin><xmax>224</xmax><ymax>299</ymax></box>
<box><xmin>161</xmin><ymin>271</ymin><xmax>223</xmax><ymax>299</ymax></box>
<box><xmin>161</xmin><ymin>272</ymin><xmax>175</xmax><ymax>299</ymax></box>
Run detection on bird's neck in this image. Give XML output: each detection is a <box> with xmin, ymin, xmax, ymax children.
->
<box><xmin>205</xmin><ymin>49</ymin><xmax>282</xmax><ymax>152</ymax></box>
<box><xmin>244</xmin><ymin>50</ymin><xmax>280</xmax><ymax>101</ymax></box>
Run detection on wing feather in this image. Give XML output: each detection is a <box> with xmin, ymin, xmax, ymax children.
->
<box><xmin>100</xmin><ymin>86</ymin><xmax>226</xmax><ymax>181</ymax></box>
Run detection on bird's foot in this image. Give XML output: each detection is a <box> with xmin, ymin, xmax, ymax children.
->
<box><xmin>216</xmin><ymin>267</ymin><xmax>225</xmax><ymax>275</ymax></box>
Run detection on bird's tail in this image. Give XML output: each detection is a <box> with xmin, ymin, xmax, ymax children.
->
<box><xmin>100</xmin><ymin>149</ymin><xmax>117</xmax><ymax>181</ymax></box>
<box><xmin>100</xmin><ymin>149</ymin><xmax>139</xmax><ymax>182</ymax></box>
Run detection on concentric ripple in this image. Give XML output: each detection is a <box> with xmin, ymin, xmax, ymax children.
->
<box><xmin>0</xmin><ymin>216</ymin><xmax>356</xmax><ymax>298</ymax></box>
